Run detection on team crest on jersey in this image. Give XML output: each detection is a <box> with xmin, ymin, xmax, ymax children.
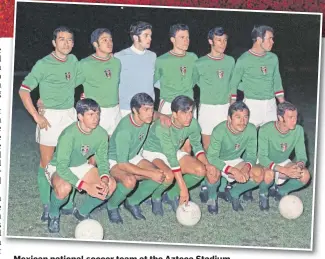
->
<box><xmin>280</xmin><ymin>143</ymin><xmax>288</xmax><ymax>152</ymax></box>
<box><xmin>104</xmin><ymin>69</ymin><xmax>111</xmax><ymax>78</ymax></box>
<box><xmin>261</xmin><ymin>66</ymin><xmax>267</xmax><ymax>75</ymax></box>
<box><xmin>180</xmin><ymin>66</ymin><xmax>187</xmax><ymax>76</ymax></box>
<box><xmin>235</xmin><ymin>143</ymin><xmax>240</xmax><ymax>150</ymax></box>
<box><xmin>81</xmin><ymin>145</ymin><xmax>90</xmax><ymax>156</ymax></box>
<box><xmin>217</xmin><ymin>70</ymin><xmax>224</xmax><ymax>79</ymax></box>
<box><xmin>138</xmin><ymin>133</ymin><xmax>145</xmax><ymax>141</ymax></box>
<box><xmin>65</xmin><ymin>72</ymin><xmax>71</xmax><ymax>80</ymax></box>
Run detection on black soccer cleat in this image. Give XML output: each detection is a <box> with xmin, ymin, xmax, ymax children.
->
<box><xmin>207</xmin><ymin>199</ymin><xmax>218</xmax><ymax>215</ymax></box>
<box><xmin>218</xmin><ymin>188</ymin><xmax>232</xmax><ymax>203</ymax></box>
<box><xmin>107</xmin><ymin>208</ymin><xmax>123</xmax><ymax>224</ymax></box>
<box><xmin>124</xmin><ymin>200</ymin><xmax>146</xmax><ymax>220</ymax></box>
<box><xmin>259</xmin><ymin>193</ymin><xmax>270</xmax><ymax>211</ymax></box>
<box><xmin>268</xmin><ymin>185</ymin><xmax>279</xmax><ymax>198</ymax></box>
<box><xmin>73</xmin><ymin>208</ymin><xmax>90</xmax><ymax>221</ymax></box>
<box><xmin>231</xmin><ymin>197</ymin><xmax>244</xmax><ymax>212</ymax></box>
<box><xmin>199</xmin><ymin>186</ymin><xmax>209</xmax><ymax>204</ymax></box>
<box><xmin>61</xmin><ymin>207</ymin><xmax>74</xmax><ymax>215</ymax></box>
<box><xmin>162</xmin><ymin>193</ymin><xmax>179</xmax><ymax>212</ymax></box>
<box><xmin>48</xmin><ymin>215</ymin><xmax>60</xmax><ymax>233</ymax></box>
<box><xmin>151</xmin><ymin>198</ymin><xmax>164</xmax><ymax>216</ymax></box>
<box><xmin>41</xmin><ymin>204</ymin><xmax>49</xmax><ymax>222</ymax></box>
<box><xmin>242</xmin><ymin>190</ymin><xmax>254</xmax><ymax>202</ymax></box>
<box><xmin>274</xmin><ymin>191</ymin><xmax>285</xmax><ymax>202</ymax></box>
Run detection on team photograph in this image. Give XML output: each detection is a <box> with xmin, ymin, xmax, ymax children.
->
<box><xmin>5</xmin><ymin>0</ymin><xmax>322</xmax><ymax>250</ymax></box>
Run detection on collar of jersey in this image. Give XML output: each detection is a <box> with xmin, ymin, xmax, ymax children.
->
<box><xmin>274</xmin><ymin>121</ymin><xmax>290</xmax><ymax>135</ymax></box>
<box><xmin>248</xmin><ymin>49</ymin><xmax>266</xmax><ymax>57</ymax></box>
<box><xmin>130</xmin><ymin>45</ymin><xmax>146</xmax><ymax>55</ymax></box>
<box><xmin>77</xmin><ymin>122</ymin><xmax>91</xmax><ymax>135</ymax></box>
<box><xmin>226</xmin><ymin>122</ymin><xmax>241</xmax><ymax>135</ymax></box>
<box><xmin>91</xmin><ymin>53</ymin><xmax>111</xmax><ymax>61</ymax></box>
<box><xmin>169</xmin><ymin>50</ymin><xmax>186</xmax><ymax>57</ymax></box>
<box><xmin>129</xmin><ymin>114</ymin><xmax>142</xmax><ymax>127</ymax></box>
<box><xmin>51</xmin><ymin>52</ymin><xmax>67</xmax><ymax>62</ymax></box>
<box><xmin>207</xmin><ymin>53</ymin><xmax>224</xmax><ymax>60</ymax></box>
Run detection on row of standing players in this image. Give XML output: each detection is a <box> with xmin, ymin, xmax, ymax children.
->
<box><xmin>18</xmin><ymin>22</ymin><xmax>310</xmax><ymax>233</ymax></box>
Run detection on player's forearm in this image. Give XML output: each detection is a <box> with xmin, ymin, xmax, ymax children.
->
<box><xmin>19</xmin><ymin>90</ymin><xmax>39</xmax><ymax>119</ymax></box>
<box><xmin>196</xmin><ymin>152</ymin><xmax>208</xmax><ymax>165</ymax></box>
<box><xmin>174</xmin><ymin>171</ymin><xmax>187</xmax><ymax>192</ymax></box>
<box><xmin>118</xmin><ymin>162</ymin><xmax>152</xmax><ymax>178</ymax></box>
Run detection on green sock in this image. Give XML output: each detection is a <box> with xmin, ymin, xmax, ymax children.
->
<box><xmin>127</xmin><ymin>180</ymin><xmax>161</xmax><ymax>205</ymax></box>
<box><xmin>62</xmin><ymin>188</ymin><xmax>76</xmax><ymax>210</ymax></box>
<box><xmin>206</xmin><ymin>178</ymin><xmax>221</xmax><ymax>200</ymax></box>
<box><xmin>230</xmin><ymin>180</ymin><xmax>259</xmax><ymax>199</ymax></box>
<box><xmin>49</xmin><ymin>191</ymin><xmax>68</xmax><ymax>217</ymax></box>
<box><xmin>219</xmin><ymin>177</ymin><xmax>228</xmax><ymax>192</ymax></box>
<box><xmin>259</xmin><ymin>181</ymin><xmax>274</xmax><ymax>195</ymax></box>
<box><xmin>152</xmin><ymin>182</ymin><xmax>173</xmax><ymax>200</ymax></box>
<box><xmin>38</xmin><ymin>167</ymin><xmax>50</xmax><ymax>205</ymax></box>
<box><xmin>168</xmin><ymin>174</ymin><xmax>204</xmax><ymax>199</ymax></box>
<box><xmin>278</xmin><ymin>179</ymin><xmax>306</xmax><ymax>196</ymax></box>
<box><xmin>79</xmin><ymin>195</ymin><xmax>105</xmax><ymax>215</ymax></box>
<box><xmin>106</xmin><ymin>183</ymin><xmax>133</xmax><ymax>209</ymax></box>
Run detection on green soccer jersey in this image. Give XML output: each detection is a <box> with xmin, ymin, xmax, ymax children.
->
<box><xmin>143</xmin><ymin>118</ymin><xmax>204</xmax><ymax>172</ymax></box>
<box><xmin>229</xmin><ymin>50</ymin><xmax>284</xmax><ymax>101</ymax></box>
<box><xmin>76</xmin><ymin>54</ymin><xmax>121</xmax><ymax>108</ymax></box>
<box><xmin>108</xmin><ymin>114</ymin><xmax>150</xmax><ymax>162</ymax></box>
<box><xmin>154</xmin><ymin>51</ymin><xmax>198</xmax><ymax>102</ymax></box>
<box><xmin>193</xmin><ymin>54</ymin><xmax>235</xmax><ymax>105</ymax></box>
<box><xmin>50</xmin><ymin>122</ymin><xmax>109</xmax><ymax>187</ymax></box>
<box><xmin>207</xmin><ymin>121</ymin><xmax>257</xmax><ymax>172</ymax></box>
<box><xmin>20</xmin><ymin>53</ymin><xmax>78</xmax><ymax>109</ymax></box>
<box><xmin>258</xmin><ymin>121</ymin><xmax>307</xmax><ymax>170</ymax></box>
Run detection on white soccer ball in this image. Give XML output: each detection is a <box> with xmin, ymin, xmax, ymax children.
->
<box><xmin>279</xmin><ymin>195</ymin><xmax>304</xmax><ymax>220</ymax></box>
<box><xmin>176</xmin><ymin>201</ymin><xmax>201</xmax><ymax>226</ymax></box>
<box><xmin>75</xmin><ymin>219</ymin><xmax>104</xmax><ymax>240</ymax></box>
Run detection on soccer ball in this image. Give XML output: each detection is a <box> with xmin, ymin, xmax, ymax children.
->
<box><xmin>75</xmin><ymin>219</ymin><xmax>104</xmax><ymax>240</ymax></box>
<box><xmin>176</xmin><ymin>201</ymin><xmax>201</xmax><ymax>226</ymax></box>
<box><xmin>279</xmin><ymin>195</ymin><xmax>304</xmax><ymax>220</ymax></box>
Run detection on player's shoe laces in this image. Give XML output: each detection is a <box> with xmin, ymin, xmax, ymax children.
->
<box><xmin>151</xmin><ymin>198</ymin><xmax>164</xmax><ymax>216</ymax></box>
<box><xmin>199</xmin><ymin>186</ymin><xmax>209</xmax><ymax>204</ymax></box>
<box><xmin>162</xmin><ymin>193</ymin><xmax>179</xmax><ymax>212</ymax></box>
<box><xmin>73</xmin><ymin>208</ymin><xmax>91</xmax><ymax>221</ymax></box>
<box><xmin>259</xmin><ymin>193</ymin><xmax>270</xmax><ymax>211</ymax></box>
<box><xmin>41</xmin><ymin>204</ymin><xmax>49</xmax><ymax>222</ymax></box>
<box><xmin>124</xmin><ymin>200</ymin><xmax>146</xmax><ymax>220</ymax></box>
<box><xmin>242</xmin><ymin>190</ymin><xmax>254</xmax><ymax>202</ymax></box>
<box><xmin>107</xmin><ymin>208</ymin><xmax>123</xmax><ymax>224</ymax></box>
<box><xmin>48</xmin><ymin>215</ymin><xmax>60</xmax><ymax>233</ymax></box>
<box><xmin>207</xmin><ymin>199</ymin><xmax>218</xmax><ymax>215</ymax></box>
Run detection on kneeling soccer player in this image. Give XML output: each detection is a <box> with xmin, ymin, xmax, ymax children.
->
<box><xmin>142</xmin><ymin>95</ymin><xmax>219</xmax><ymax>214</ymax></box>
<box><xmin>258</xmin><ymin>101</ymin><xmax>311</xmax><ymax>205</ymax></box>
<box><xmin>46</xmin><ymin>99</ymin><xmax>116</xmax><ymax>233</ymax></box>
<box><xmin>206</xmin><ymin>101</ymin><xmax>263</xmax><ymax>212</ymax></box>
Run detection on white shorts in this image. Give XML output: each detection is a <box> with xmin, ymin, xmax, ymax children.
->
<box><xmin>36</xmin><ymin>108</ymin><xmax>77</xmax><ymax>146</ymax></box>
<box><xmin>244</xmin><ymin>98</ymin><xmax>277</xmax><ymax>128</ymax></box>
<box><xmin>100</xmin><ymin>105</ymin><xmax>121</xmax><ymax>136</ymax></box>
<box><xmin>142</xmin><ymin>150</ymin><xmax>189</xmax><ymax>168</ymax></box>
<box><xmin>159</xmin><ymin>99</ymin><xmax>197</xmax><ymax>118</ymax></box>
<box><xmin>109</xmin><ymin>154</ymin><xmax>144</xmax><ymax>170</ymax></box>
<box><xmin>120</xmin><ymin>109</ymin><xmax>131</xmax><ymax>118</ymax></box>
<box><xmin>221</xmin><ymin>158</ymin><xmax>244</xmax><ymax>183</ymax></box>
<box><xmin>274</xmin><ymin>159</ymin><xmax>291</xmax><ymax>185</ymax></box>
<box><xmin>199</xmin><ymin>103</ymin><xmax>229</xmax><ymax>135</ymax></box>
<box><xmin>45</xmin><ymin>163</ymin><xmax>94</xmax><ymax>186</ymax></box>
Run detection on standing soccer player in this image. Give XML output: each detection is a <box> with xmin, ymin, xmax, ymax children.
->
<box><xmin>45</xmin><ymin>99</ymin><xmax>116</xmax><ymax>233</ymax></box>
<box><xmin>19</xmin><ymin>26</ymin><xmax>79</xmax><ymax>221</ymax></box>
<box><xmin>106</xmin><ymin>93</ymin><xmax>167</xmax><ymax>223</ymax></box>
<box><xmin>77</xmin><ymin>28</ymin><xmax>121</xmax><ymax>136</ymax></box>
<box><xmin>115</xmin><ymin>21</ymin><xmax>156</xmax><ymax>117</ymax></box>
<box><xmin>155</xmin><ymin>24</ymin><xmax>198</xmax><ymax>115</ymax></box>
<box><xmin>193</xmin><ymin>27</ymin><xmax>235</xmax><ymax>150</ymax></box>
<box><xmin>258</xmin><ymin>102</ymin><xmax>310</xmax><ymax>207</ymax></box>
<box><xmin>230</xmin><ymin>25</ymin><xmax>285</xmax><ymax>127</ymax></box>
<box><xmin>142</xmin><ymin>95</ymin><xmax>218</xmax><ymax>215</ymax></box>
<box><xmin>206</xmin><ymin>101</ymin><xmax>264</xmax><ymax>212</ymax></box>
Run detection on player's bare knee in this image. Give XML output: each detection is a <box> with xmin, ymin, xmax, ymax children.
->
<box><xmin>194</xmin><ymin>164</ymin><xmax>206</xmax><ymax>177</ymax></box>
<box><xmin>263</xmin><ymin>169</ymin><xmax>274</xmax><ymax>184</ymax></box>
<box><xmin>164</xmin><ymin>171</ymin><xmax>174</xmax><ymax>184</ymax></box>
<box><xmin>53</xmin><ymin>182</ymin><xmax>71</xmax><ymax>199</ymax></box>
<box><xmin>300</xmin><ymin>169</ymin><xmax>311</xmax><ymax>184</ymax></box>
<box><xmin>122</xmin><ymin>175</ymin><xmax>137</xmax><ymax>189</ymax></box>
<box><xmin>251</xmin><ymin>166</ymin><xmax>263</xmax><ymax>183</ymax></box>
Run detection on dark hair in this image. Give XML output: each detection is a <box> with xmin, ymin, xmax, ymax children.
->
<box><xmin>129</xmin><ymin>21</ymin><xmax>152</xmax><ymax>41</ymax></box>
<box><xmin>169</xmin><ymin>23</ymin><xmax>189</xmax><ymax>38</ymax></box>
<box><xmin>277</xmin><ymin>101</ymin><xmax>297</xmax><ymax>118</ymax></box>
<box><xmin>171</xmin><ymin>95</ymin><xmax>195</xmax><ymax>113</ymax></box>
<box><xmin>90</xmin><ymin>28</ymin><xmax>112</xmax><ymax>46</ymax></box>
<box><xmin>228</xmin><ymin>101</ymin><xmax>250</xmax><ymax>118</ymax></box>
<box><xmin>251</xmin><ymin>25</ymin><xmax>274</xmax><ymax>43</ymax></box>
<box><xmin>130</xmin><ymin>93</ymin><xmax>154</xmax><ymax>113</ymax></box>
<box><xmin>208</xmin><ymin>26</ymin><xmax>226</xmax><ymax>40</ymax></box>
<box><xmin>53</xmin><ymin>26</ymin><xmax>74</xmax><ymax>41</ymax></box>
<box><xmin>76</xmin><ymin>98</ymin><xmax>100</xmax><ymax>116</ymax></box>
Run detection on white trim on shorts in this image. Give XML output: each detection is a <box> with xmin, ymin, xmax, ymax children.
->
<box><xmin>108</xmin><ymin>154</ymin><xmax>144</xmax><ymax>170</ymax></box>
<box><xmin>274</xmin><ymin>159</ymin><xmax>291</xmax><ymax>185</ymax></box>
<box><xmin>99</xmin><ymin>105</ymin><xmax>121</xmax><ymax>136</ymax></box>
<box><xmin>221</xmin><ymin>158</ymin><xmax>244</xmax><ymax>183</ymax></box>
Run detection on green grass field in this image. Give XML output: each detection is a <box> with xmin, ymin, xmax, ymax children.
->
<box><xmin>6</xmin><ymin>72</ymin><xmax>317</xmax><ymax>249</ymax></box>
